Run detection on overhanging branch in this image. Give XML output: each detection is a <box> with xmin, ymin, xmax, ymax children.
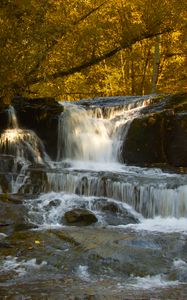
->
<box><xmin>29</xmin><ymin>28</ymin><xmax>173</xmax><ymax>85</ymax></box>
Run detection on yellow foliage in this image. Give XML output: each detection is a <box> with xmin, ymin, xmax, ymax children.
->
<box><xmin>0</xmin><ymin>0</ymin><xmax>186</xmax><ymax>101</ymax></box>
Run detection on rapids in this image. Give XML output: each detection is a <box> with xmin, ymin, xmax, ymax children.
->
<box><xmin>0</xmin><ymin>96</ymin><xmax>187</xmax><ymax>299</ymax></box>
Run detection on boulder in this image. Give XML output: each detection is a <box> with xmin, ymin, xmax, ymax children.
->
<box><xmin>64</xmin><ymin>208</ymin><xmax>98</xmax><ymax>226</ymax></box>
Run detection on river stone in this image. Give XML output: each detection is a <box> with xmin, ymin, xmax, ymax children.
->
<box><xmin>64</xmin><ymin>209</ymin><xmax>98</xmax><ymax>226</ymax></box>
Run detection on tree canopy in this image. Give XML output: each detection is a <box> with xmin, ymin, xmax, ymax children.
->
<box><xmin>0</xmin><ymin>0</ymin><xmax>186</xmax><ymax>103</ymax></box>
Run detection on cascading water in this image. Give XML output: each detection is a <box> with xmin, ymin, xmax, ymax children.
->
<box><xmin>2</xmin><ymin>99</ymin><xmax>187</xmax><ymax>220</ymax></box>
<box><xmin>45</xmin><ymin>96</ymin><xmax>187</xmax><ymax>221</ymax></box>
<box><xmin>57</xmin><ymin>99</ymin><xmax>148</xmax><ymax>162</ymax></box>
<box><xmin>57</xmin><ymin>104</ymin><xmax>114</xmax><ymax>162</ymax></box>
<box><xmin>0</xmin><ymin>106</ymin><xmax>50</xmax><ymax>192</ymax></box>
<box><xmin>1</xmin><ymin>97</ymin><xmax>187</xmax><ymax>299</ymax></box>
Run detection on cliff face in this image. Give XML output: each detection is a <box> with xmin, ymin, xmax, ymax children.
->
<box><xmin>0</xmin><ymin>102</ymin><xmax>9</xmax><ymax>135</ymax></box>
<box><xmin>122</xmin><ymin>93</ymin><xmax>187</xmax><ymax>167</ymax></box>
<box><xmin>12</xmin><ymin>97</ymin><xmax>63</xmax><ymax>160</ymax></box>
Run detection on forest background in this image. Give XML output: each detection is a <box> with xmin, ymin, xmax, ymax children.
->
<box><xmin>0</xmin><ymin>0</ymin><xmax>186</xmax><ymax>104</ymax></box>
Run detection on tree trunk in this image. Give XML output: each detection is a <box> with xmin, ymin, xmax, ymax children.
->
<box><xmin>151</xmin><ymin>35</ymin><xmax>161</xmax><ymax>93</ymax></box>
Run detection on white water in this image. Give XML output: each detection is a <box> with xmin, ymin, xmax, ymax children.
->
<box><xmin>0</xmin><ymin>106</ymin><xmax>48</xmax><ymax>165</ymax></box>
<box><xmin>57</xmin><ymin>104</ymin><xmax>114</xmax><ymax>161</ymax></box>
<box><xmin>0</xmin><ymin>106</ymin><xmax>50</xmax><ymax>192</ymax></box>
<box><xmin>57</xmin><ymin>100</ymin><xmax>148</xmax><ymax>162</ymax></box>
<box><xmin>0</xmin><ymin>256</ymin><xmax>47</xmax><ymax>277</ymax></box>
<box><xmin>1</xmin><ymin>99</ymin><xmax>187</xmax><ymax>223</ymax></box>
<box><xmin>126</xmin><ymin>274</ymin><xmax>179</xmax><ymax>289</ymax></box>
<box><xmin>123</xmin><ymin>216</ymin><xmax>187</xmax><ymax>234</ymax></box>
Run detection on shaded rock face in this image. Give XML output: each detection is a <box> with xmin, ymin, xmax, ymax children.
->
<box><xmin>0</xmin><ymin>174</ymin><xmax>10</xmax><ymax>193</ymax></box>
<box><xmin>64</xmin><ymin>209</ymin><xmax>98</xmax><ymax>226</ymax></box>
<box><xmin>122</xmin><ymin>93</ymin><xmax>187</xmax><ymax>167</ymax></box>
<box><xmin>123</xmin><ymin>112</ymin><xmax>167</xmax><ymax>165</ymax></box>
<box><xmin>0</xmin><ymin>103</ymin><xmax>9</xmax><ymax>135</ymax></box>
<box><xmin>12</xmin><ymin>97</ymin><xmax>63</xmax><ymax>160</ymax></box>
<box><xmin>166</xmin><ymin>113</ymin><xmax>187</xmax><ymax>167</ymax></box>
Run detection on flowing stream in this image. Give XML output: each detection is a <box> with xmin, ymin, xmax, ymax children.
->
<box><xmin>0</xmin><ymin>97</ymin><xmax>187</xmax><ymax>299</ymax></box>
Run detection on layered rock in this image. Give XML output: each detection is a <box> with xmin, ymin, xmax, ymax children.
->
<box><xmin>122</xmin><ymin>93</ymin><xmax>187</xmax><ymax>167</ymax></box>
<box><xmin>12</xmin><ymin>96</ymin><xmax>63</xmax><ymax>160</ymax></box>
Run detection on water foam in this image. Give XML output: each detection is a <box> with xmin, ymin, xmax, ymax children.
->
<box><xmin>126</xmin><ymin>274</ymin><xmax>179</xmax><ymax>289</ymax></box>
<box><xmin>0</xmin><ymin>256</ymin><xmax>47</xmax><ymax>277</ymax></box>
<box><xmin>124</xmin><ymin>216</ymin><xmax>187</xmax><ymax>234</ymax></box>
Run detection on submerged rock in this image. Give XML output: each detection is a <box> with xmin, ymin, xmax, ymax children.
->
<box><xmin>64</xmin><ymin>209</ymin><xmax>98</xmax><ymax>226</ymax></box>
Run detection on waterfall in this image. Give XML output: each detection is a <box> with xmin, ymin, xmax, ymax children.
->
<box><xmin>1</xmin><ymin>98</ymin><xmax>187</xmax><ymax>220</ymax></box>
<box><xmin>57</xmin><ymin>104</ymin><xmax>114</xmax><ymax>162</ymax></box>
<box><xmin>57</xmin><ymin>99</ymin><xmax>148</xmax><ymax>162</ymax></box>
<box><xmin>0</xmin><ymin>106</ymin><xmax>50</xmax><ymax>192</ymax></box>
<box><xmin>46</xmin><ymin>169</ymin><xmax>187</xmax><ymax>218</ymax></box>
<box><xmin>8</xmin><ymin>106</ymin><xmax>19</xmax><ymax>128</ymax></box>
<box><xmin>0</xmin><ymin>106</ymin><xmax>49</xmax><ymax>165</ymax></box>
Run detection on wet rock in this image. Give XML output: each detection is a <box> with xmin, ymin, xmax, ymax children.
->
<box><xmin>122</xmin><ymin>111</ymin><xmax>168</xmax><ymax>165</ymax></box>
<box><xmin>18</xmin><ymin>166</ymin><xmax>48</xmax><ymax>194</ymax></box>
<box><xmin>0</xmin><ymin>174</ymin><xmax>10</xmax><ymax>193</ymax></box>
<box><xmin>43</xmin><ymin>199</ymin><xmax>62</xmax><ymax>211</ymax></box>
<box><xmin>64</xmin><ymin>209</ymin><xmax>98</xmax><ymax>226</ymax></box>
<box><xmin>101</xmin><ymin>202</ymin><xmax>119</xmax><ymax>213</ymax></box>
<box><xmin>12</xmin><ymin>96</ymin><xmax>63</xmax><ymax>159</ymax></box>
<box><xmin>0</xmin><ymin>194</ymin><xmax>28</xmax><ymax>235</ymax></box>
<box><xmin>48</xmin><ymin>199</ymin><xmax>62</xmax><ymax>207</ymax></box>
<box><xmin>0</xmin><ymin>155</ymin><xmax>18</xmax><ymax>173</ymax></box>
<box><xmin>100</xmin><ymin>202</ymin><xmax>139</xmax><ymax>226</ymax></box>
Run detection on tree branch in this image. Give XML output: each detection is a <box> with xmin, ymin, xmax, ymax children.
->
<box><xmin>29</xmin><ymin>28</ymin><xmax>173</xmax><ymax>85</ymax></box>
<box><xmin>24</xmin><ymin>1</ymin><xmax>107</xmax><ymax>81</ymax></box>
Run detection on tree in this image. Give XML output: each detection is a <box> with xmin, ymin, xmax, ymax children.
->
<box><xmin>0</xmin><ymin>0</ymin><xmax>186</xmax><ymax>103</ymax></box>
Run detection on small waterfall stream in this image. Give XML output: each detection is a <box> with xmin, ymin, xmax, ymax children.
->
<box><xmin>0</xmin><ymin>106</ymin><xmax>50</xmax><ymax>192</ymax></box>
